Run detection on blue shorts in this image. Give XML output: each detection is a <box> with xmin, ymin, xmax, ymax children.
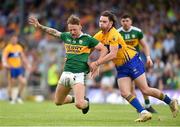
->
<box><xmin>116</xmin><ymin>54</ymin><xmax>145</xmax><ymax>80</ymax></box>
<box><xmin>10</xmin><ymin>67</ymin><xmax>24</xmax><ymax>79</ymax></box>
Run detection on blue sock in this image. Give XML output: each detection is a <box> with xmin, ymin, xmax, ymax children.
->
<box><xmin>126</xmin><ymin>95</ymin><xmax>145</xmax><ymax>113</ymax></box>
<box><xmin>163</xmin><ymin>95</ymin><xmax>172</xmax><ymax>104</ymax></box>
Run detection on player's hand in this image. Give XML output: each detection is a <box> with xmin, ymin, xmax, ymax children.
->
<box><xmin>3</xmin><ymin>62</ymin><xmax>11</xmax><ymax>69</ymax></box>
<box><xmin>89</xmin><ymin>61</ymin><xmax>98</xmax><ymax>73</ymax></box>
<box><xmin>28</xmin><ymin>16</ymin><xmax>40</xmax><ymax>28</ymax></box>
<box><xmin>146</xmin><ymin>56</ymin><xmax>153</xmax><ymax>68</ymax></box>
<box><xmin>64</xmin><ymin>58</ymin><xmax>67</xmax><ymax>62</ymax></box>
<box><xmin>90</xmin><ymin>67</ymin><xmax>99</xmax><ymax>78</ymax></box>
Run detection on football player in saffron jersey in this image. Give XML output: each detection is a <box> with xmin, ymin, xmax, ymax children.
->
<box><xmin>91</xmin><ymin>11</ymin><xmax>178</xmax><ymax>122</ymax></box>
<box><xmin>2</xmin><ymin>35</ymin><xmax>31</xmax><ymax>104</ymax></box>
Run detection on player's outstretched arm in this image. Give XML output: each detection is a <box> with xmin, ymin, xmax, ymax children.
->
<box><xmin>28</xmin><ymin>16</ymin><xmax>61</xmax><ymax>38</ymax></box>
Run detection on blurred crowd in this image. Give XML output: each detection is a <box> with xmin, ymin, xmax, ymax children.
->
<box><xmin>0</xmin><ymin>0</ymin><xmax>180</xmax><ymax>98</ymax></box>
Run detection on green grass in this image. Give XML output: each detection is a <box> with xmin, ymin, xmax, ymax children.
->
<box><xmin>0</xmin><ymin>101</ymin><xmax>180</xmax><ymax>126</ymax></box>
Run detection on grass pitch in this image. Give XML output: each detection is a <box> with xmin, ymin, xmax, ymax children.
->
<box><xmin>0</xmin><ymin>101</ymin><xmax>180</xmax><ymax>126</ymax></box>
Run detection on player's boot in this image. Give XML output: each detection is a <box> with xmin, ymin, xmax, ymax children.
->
<box><xmin>17</xmin><ymin>97</ymin><xmax>24</xmax><ymax>104</ymax></box>
<box><xmin>10</xmin><ymin>99</ymin><xmax>16</xmax><ymax>104</ymax></box>
<box><xmin>9</xmin><ymin>97</ymin><xmax>16</xmax><ymax>104</ymax></box>
<box><xmin>135</xmin><ymin>112</ymin><xmax>152</xmax><ymax>122</ymax></box>
<box><xmin>145</xmin><ymin>106</ymin><xmax>157</xmax><ymax>113</ymax></box>
<box><xmin>82</xmin><ymin>97</ymin><xmax>89</xmax><ymax>114</ymax></box>
<box><xmin>169</xmin><ymin>99</ymin><xmax>179</xmax><ymax>118</ymax></box>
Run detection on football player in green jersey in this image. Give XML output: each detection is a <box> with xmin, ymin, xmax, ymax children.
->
<box><xmin>29</xmin><ymin>15</ymin><xmax>107</xmax><ymax>114</ymax></box>
<box><xmin>118</xmin><ymin>13</ymin><xmax>156</xmax><ymax>113</ymax></box>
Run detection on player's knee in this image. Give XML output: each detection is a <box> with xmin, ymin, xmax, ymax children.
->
<box><xmin>19</xmin><ymin>80</ymin><xmax>27</xmax><ymax>87</ymax></box>
<box><xmin>120</xmin><ymin>91</ymin><xmax>129</xmax><ymax>98</ymax></box>
<box><xmin>19</xmin><ymin>76</ymin><xmax>27</xmax><ymax>85</ymax></box>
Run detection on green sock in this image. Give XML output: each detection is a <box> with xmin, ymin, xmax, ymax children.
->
<box><xmin>145</xmin><ymin>99</ymin><xmax>151</xmax><ymax>108</ymax></box>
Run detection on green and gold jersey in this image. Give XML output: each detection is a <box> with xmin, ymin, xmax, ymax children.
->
<box><xmin>60</xmin><ymin>32</ymin><xmax>99</xmax><ymax>73</ymax></box>
<box><xmin>118</xmin><ymin>26</ymin><xmax>143</xmax><ymax>52</ymax></box>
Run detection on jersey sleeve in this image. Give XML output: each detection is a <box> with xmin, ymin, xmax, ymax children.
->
<box><xmin>138</xmin><ymin>31</ymin><xmax>143</xmax><ymax>40</ymax></box>
<box><xmin>2</xmin><ymin>45</ymin><xmax>10</xmax><ymax>57</ymax></box>
<box><xmin>109</xmin><ymin>33</ymin><xmax>119</xmax><ymax>46</ymax></box>
<box><xmin>60</xmin><ymin>32</ymin><xmax>69</xmax><ymax>41</ymax></box>
<box><xmin>88</xmin><ymin>37</ymin><xmax>99</xmax><ymax>48</ymax></box>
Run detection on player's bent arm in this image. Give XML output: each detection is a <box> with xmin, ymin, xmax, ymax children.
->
<box><xmin>139</xmin><ymin>39</ymin><xmax>150</xmax><ymax>58</ymax></box>
<box><xmin>139</xmin><ymin>39</ymin><xmax>153</xmax><ymax>67</ymax></box>
<box><xmin>96</xmin><ymin>45</ymin><xmax>118</xmax><ymax>65</ymax></box>
<box><xmin>38</xmin><ymin>24</ymin><xmax>61</xmax><ymax>38</ymax></box>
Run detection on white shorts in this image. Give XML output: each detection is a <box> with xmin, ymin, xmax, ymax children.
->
<box><xmin>58</xmin><ymin>72</ymin><xmax>86</xmax><ymax>87</ymax></box>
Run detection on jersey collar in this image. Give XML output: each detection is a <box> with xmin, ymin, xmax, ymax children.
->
<box><xmin>78</xmin><ymin>32</ymin><xmax>84</xmax><ymax>38</ymax></box>
<box><xmin>79</xmin><ymin>32</ymin><xmax>90</xmax><ymax>38</ymax></box>
<box><xmin>72</xmin><ymin>32</ymin><xmax>85</xmax><ymax>39</ymax></box>
<box><xmin>121</xmin><ymin>26</ymin><xmax>133</xmax><ymax>32</ymax></box>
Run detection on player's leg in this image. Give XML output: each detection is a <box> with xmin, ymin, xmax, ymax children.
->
<box><xmin>7</xmin><ymin>77</ymin><xmax>16</xmax><ymax>103</ymax></box>
<box><xmin>72</xmin><ymin>83</ymin><xmax>89</xmax><ymax>112</ymax></box>
<box><xmin>54</xmin><ymin>82</ymin><xmax>72</xmax><ymax>105</ymax></box>
<box><xmin>130</xmin><ymin>82</ymin><xmax>136</xmax><ymax>96</ymax></box>
<box><xmin>12</xmin><ymin>67</ymin><xmax>26</xmax><ymax>103</ymax></box>
<box><xmin>131</xmin><ymin>54</ymin><xmax>178</xmax><ymax>117</ymax></box>
<box><xmin>54</xmin><ymin>72</ymin><xmax>76</xmax><ymax>105</ymax></box>
<box><xmin>118</xmin><ymin>77</ymin><xmax>152</xmax><ymax>122</ymax></box>
<box><xmin>7</xmin><ymin>77</ymin><xmax>12</xmax><ymax>101</ymax></box>
<box><xmin>138</xmin><ymin>52</ymin><xmax>157</xmax><ymax>113</ymax></box>
<box><xmin>132</xmin><ymin>80</ymin><xmax>157</xmax><ymax>113</ymax></box>
<box><xmin>18</xmin><ymin>76</ymin><xmax>26</xmax><ymax>95</ymax></box>
<box><xmin>143</xmin><ymin>78</ymin><xmax>157</xmax><ymax>113</ymax></box>
<box><xmin>8</xmin><ymin>68</ymin><xmax>16</xmax><ymax>104</ymax></box>
<box><xmin>116</xmin><ymin>59</ymin><xmax>148</xmax><ymax>114</ymax></box>
<box><xmin>118</xmin><ymin>77</ymin><xmax>145</xmax><ymax>113</ymax></box>
<box><xmin>17</xmin><ymin>75</ymin><xmax>27</xmax><ymax>103</ymax></box>
<box><xmin>143</xmin><ymin>94</ymin><xmax>157</xmax><ymax>113</ymax></box>
<box><xmin>72</xmin><ymin>72</ymin><xmax>89</xmax><ymax>114</ymax></box>
<box><xmin>116</xmin><ymin>54</ymin><xmax>153</xmax><ymax>122</ymax></box>
<box><xmin>134</xmin><ymin>73</ymin><xmax>179</xmax><ymax>117</ymax></box>
<box><xmin>131</xmin><ymin>82</ymin><xmax>156</xmax><ymax>113</ymax></box>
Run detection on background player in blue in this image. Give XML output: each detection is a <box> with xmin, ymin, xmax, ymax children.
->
<box><xmin>118</xmin><ymin>13</ymin><xmax>157</xmax><ymax>113</ymax></box>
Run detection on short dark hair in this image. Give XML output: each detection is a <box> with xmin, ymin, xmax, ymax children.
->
<box><xmin>101</xmin><ymin>10</ymin><xmax>117</xmax><ymax>27</ymax></box>
<box><xmin>67</xmin><ymin>15</ymin><xmax>80</xmax><ymax>25</ymax></box>
<box><xmin>121</xmin><ymin>13</ymin><xmax>132</xmax><ymax>20</ymax></box>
